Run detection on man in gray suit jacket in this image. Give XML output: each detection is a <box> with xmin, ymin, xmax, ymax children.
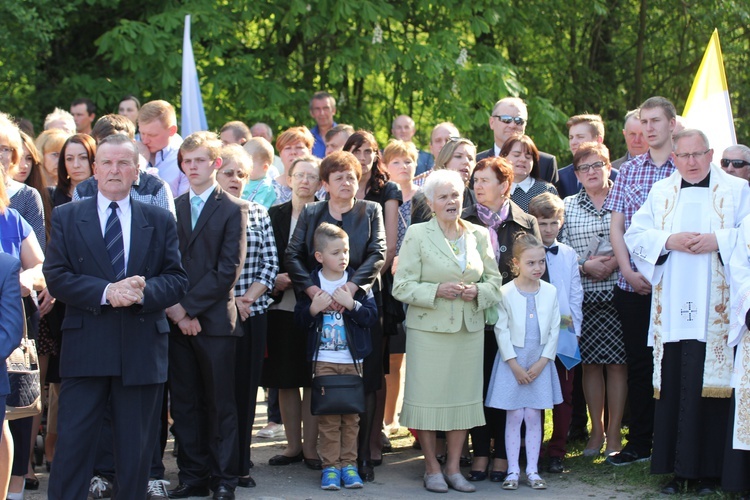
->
<box><xmin>44</xmin><ymin>134</ymin><xmax>188</xmax><ymax>500</ymax></box>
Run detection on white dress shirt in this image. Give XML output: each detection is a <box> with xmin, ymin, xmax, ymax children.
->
<box><xmin>98</xmin><ymin>192</ymin><xmax>132</xmax><ymax>304</ymax></box>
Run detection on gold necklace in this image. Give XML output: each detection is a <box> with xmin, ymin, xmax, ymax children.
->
<box><xmin>448</xmin><ymin>235</ymin><xmax>463</xmax><ymax>255</ymax></box>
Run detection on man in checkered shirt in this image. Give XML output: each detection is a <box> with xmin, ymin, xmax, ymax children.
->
<box><xmin>603</xmin><ymin>96</ymin><xmax>677</xmax><ymax>467</ymax></box>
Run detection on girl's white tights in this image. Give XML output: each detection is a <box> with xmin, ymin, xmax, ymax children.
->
<box><xmin>505</xmin><ymin>407</ymin><xmax>542</xmax><ymax>475</ymax></box>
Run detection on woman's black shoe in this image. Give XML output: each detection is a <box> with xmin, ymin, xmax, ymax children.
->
<box><xmin>466</xmin><ymin>470</ymin><xmax>487</xmax><ymax>482</ymax></box>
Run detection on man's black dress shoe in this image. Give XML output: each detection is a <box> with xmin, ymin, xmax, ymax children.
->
<box><xmin>168</xmin><ymin>483</ymin><xmax>210</xmax><ymax>498</ymax></box>
<box><xmin>212</xmin><ymin>484</ymin><xmax>235</xmax><ymax>500</ymax></box>
<box><xmin>238</xmin><ymin>475</ymin><xmax>256</xmax><ymax>488</ymax></box>
<box><xmin>661</xmin><ymin>477</ymin><xmax>687</xmax><ymax>495</ymax></box>
<box><xmin>304</xmin><ymin>456</ymin><xmax>323</xmax><ymax>470</ymax></box>
<box><xmin>268</xmin><ymin>451</ymin><xmax>303</xmax><ymax>465</ymax></box>
<box><xmin>548</xmin><ymin>456</ymin><xmax>564</xmax><ymax>474</ymax></box>
<box><xmin>695</xmin><ymin>479</ymin><xmax>717</xmax><ymax>496</ymax></box>
<box><xmin>358</xmin><ymin>460</ymin><xmax>375</xmax><ymax>482</ymax></box>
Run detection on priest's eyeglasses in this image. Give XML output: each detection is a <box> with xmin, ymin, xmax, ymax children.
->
<box><xmin>574</xmin><ymin>161</ymin><xmax>605</xmax><ymax>173</ymax></box>
<box><xmin>674</xmin><ymin>150</ymin><xmax>709</xmax><ymax>160</ymax></box>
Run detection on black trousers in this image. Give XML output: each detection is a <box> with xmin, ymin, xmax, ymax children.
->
<box><xmin>93</xmin><ymin>385</ymin><xmax>168</xmax><ymax>480</ymax></box>
<box><xmin>651</xmin><ymin>340</ymin><xmax>728</xmax><ymax>478</ymax></box>
<box><xmin>169</xmin><ymin>332</ymin><xmax>239</xmax><ymax>489</ymax></box>
<box><xmin>48</xmin><ymin>377</ymin><xmax>162</xmax><ymax>500</ymax></box>
<box><xmin>470</xmin><ymin>329</ymin><xmax>507</xmax><ymax>460</ymax></box>
<box><xmin>613</xmin><ymin>287</ymin><xmax>654</xmax><ymax>457</ymax></box>
<box><xmin>235</xmin><ymin>313</ymin><xmax>267</xmax><ymax>476</ymax></box>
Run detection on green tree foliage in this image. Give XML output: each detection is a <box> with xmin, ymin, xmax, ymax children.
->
<box><xmin>0</xmin><ymin>0</ymin><xmax>748</xmax><ymax>161</ymax></box>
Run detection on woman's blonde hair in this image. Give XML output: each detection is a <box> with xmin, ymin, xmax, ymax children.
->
<box><xmin>382</xmin><ymin>139</ymin><xmax>418</xmax><ymax>166</ymax></box>
<box><xmin>0</xmin><ymin>112</ymin><xmax>23</xmax><ymax>170</ymax></box>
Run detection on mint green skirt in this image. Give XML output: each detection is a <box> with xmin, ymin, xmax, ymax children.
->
<box><xmin>400</xmin><ymin>325</ymin><xmax>486</xmax><ymax>431</ymax></box>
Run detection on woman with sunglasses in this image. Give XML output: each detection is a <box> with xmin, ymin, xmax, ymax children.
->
<box><xmin>500</xmin><ymin>135</ymin><xmax>559</xmax><ymax>213</ymax></box>
<box><xmin>720</xmin><ymin>145</ymin><xmax>750</xmax><ymax>182</ymax></box>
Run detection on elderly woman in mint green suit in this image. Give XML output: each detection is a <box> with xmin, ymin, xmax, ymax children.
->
<box><xmin>393</xmin><ymin>170</ymin><xmax>502</xmax><ymax>494</ymax></box>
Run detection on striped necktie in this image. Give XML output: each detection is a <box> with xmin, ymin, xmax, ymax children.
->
<box><xmin>104</xmin><ymin>201</ymin><xmax>125</xmax><ymax>280</ymax></box>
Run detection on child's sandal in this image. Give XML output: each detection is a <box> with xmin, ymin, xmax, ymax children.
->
<box><xmin>502</xmin><ymin>472</ymin><xmax>519</xmax><ymax>490</ymax></box>
<box><xmin>526</xmin><ymin>472</ymin><xmax>547</xmax><ymax>490</ymax></box>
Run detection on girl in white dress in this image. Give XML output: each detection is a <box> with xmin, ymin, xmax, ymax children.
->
<box><xmin>486</xmin><ymin>234</ymin><xmax>562</xmax><ymax>490</ymax></box>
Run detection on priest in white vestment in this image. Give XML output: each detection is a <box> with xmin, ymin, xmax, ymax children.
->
<box><xmin>625</xmin><ymin>129</ymin><xmax>750</xmax><ymax>495</ymax></box>
<box><xmin>724</xmin><ymin>194</ymin><xmax>750</xmax><ymax>494</ymax></box>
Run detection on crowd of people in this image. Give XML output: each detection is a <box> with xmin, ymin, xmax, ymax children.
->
<box><xmin>0</xmin><ymin>89</ymin><xmax>750</xmax><ymax>500</ymax></box>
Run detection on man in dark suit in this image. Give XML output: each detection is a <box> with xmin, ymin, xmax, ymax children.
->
<box><xmin>165</xmin><ymin>132</ymin><xmax>248</xmax><ymax>500</ymax></box>
<box><xmin>611</xmin><ymin>109</ymin><xmax>649</xmax><ymax>170</ymax></box>
<box><xmin>476</xmin><ymin>97</ymin><xmax>558</xmax><ymax>184</ymax></box>
<box><xmin>556</xmin><ymin>114</ymin><xmax>618</xmax><ymax>198</ymax></box>
<box><xmin>43</xmin><ymin>134</ymin><xmax>188</xmax><ymax>500</ymax></box>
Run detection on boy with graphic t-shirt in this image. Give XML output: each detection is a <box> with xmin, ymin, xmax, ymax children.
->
<box><xmin>294</xmin><ymin>223</ymin><xmax>378</xmax><ymax>491</ymax></box>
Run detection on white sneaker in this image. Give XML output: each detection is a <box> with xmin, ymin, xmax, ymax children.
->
<box><xmin>256</xmin><ymin>422</ymin><xmax>285</xmax><ymax>438</ymax></box>
<box><xmin>87</xmin><ymin>476</ymin><xmax>112</xmax><ymax>499</ymax></box>
<box><xmin>146</xmin><ymin>479</ymin><xmax>170</xmax><ymax>499</ymax></box>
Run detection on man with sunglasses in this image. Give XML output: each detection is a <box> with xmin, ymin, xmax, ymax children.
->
<box><xmin>476</xmin><ymin>97</ymin><xmax>558</xmax><ymax>185</ymax></box>
<box><xmin>721</xmin><ymin>145</ymin><xmax>750</xmax><ymax>182</ymax></box>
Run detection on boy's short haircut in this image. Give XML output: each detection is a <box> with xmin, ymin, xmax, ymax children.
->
<box><xmin>325</xmin><ymin>124</ymin><xmax>354</xmax><ymax>142</ymax></box>
<box><xmin>220</xmin><ymin>144</ymin><xmax>253</xmax><ymax>174</ymax></box>
<box><xmin>243</xmin><ymin>137</ymin><xmax>274</xmax><ymax>166</ymax></box>
<box><xmin>314</xmin><ymin>222</ymin><xmax>348</xmax><ymax>253</ymax></box>
<box><xmin>638</xmin><ymin>96</ymin><xmax>676</xmax><ymax>121</ymax></box>
<box><xmin>382</xmin><ymin>139</ymin><xmax>418</xmax><ymax>165</ymax></box>
<box><xmin>528</xmin><ymin>192</ymin><xmax>565</xmax><ymax>220</ymax></box>
<box><xmin>138</xmin><ymin>100</ymin><xmax>176</xmax><ymax>128</ymax></box>
<box><xmin>92</xmin><ymin>114</ymin><xmax>136</xmax><ymax>142</ymax></box>
<box><xmin>178</xmin><ymin>131</ymin><xmax>222</xmax><ymax>166</ymax></box>
<box><xmin>220</xmin><ymin>121</ymin><xmax>251</xmax><ymax>143</ymax></box>
<box><xmin>566</xmin><ymin>114</ymin><xmax>605</xmax><ymax>139</ymax></box>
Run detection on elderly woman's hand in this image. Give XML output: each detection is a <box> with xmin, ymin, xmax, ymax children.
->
<box><xmin>437</xmin><ymin>282</ymin><xmax>465</xmax><ymax>300</ymax></box>
<box><xmin>460</xmin><ymin>283</ymin><xmax>478</xmax><ymax>302</ymax></box>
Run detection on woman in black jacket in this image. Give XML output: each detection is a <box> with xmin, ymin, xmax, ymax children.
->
<box><xmin>461</xmin><ymin>156</ymin><xmax>542</xmax><ymax>482</ymax></box>
<box><xmin>286</xmin><ymin>151</ymin><xmax>386</xmax><ymax>482</ymax></box>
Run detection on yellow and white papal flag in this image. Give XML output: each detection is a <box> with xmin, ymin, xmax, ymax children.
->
<box><xmin>682</xmin><ymin>29</ymin><xmax>736</xmax><ymax>156</ymax></box>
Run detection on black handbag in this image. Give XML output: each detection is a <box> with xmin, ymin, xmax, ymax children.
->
<box><xmin>6</xmin><ymin>300</ymin><xmax>42</xmax><ymax>421</ymax></box>
<box><xmin>309</xmin><ymin>327</ymin><xmax>366</xmax><ymax>416</ymax></box>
